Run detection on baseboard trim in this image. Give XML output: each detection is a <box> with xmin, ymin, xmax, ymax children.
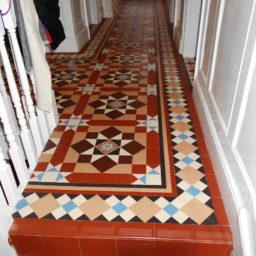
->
<box><xmin>55</xmin><ymin>26</ymin><xmax>89</xmax><ymax>53</ymax></box>
<box><xmin>193</xmin><ymin>74</ymin><xmax>255</xmax><ymax>256</ymax></box>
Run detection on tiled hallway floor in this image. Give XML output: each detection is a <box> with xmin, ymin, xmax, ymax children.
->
<box><xmin>10</xmin><ymin>0</ymin><xmax>232</xmax><ymax>255</ymax></box>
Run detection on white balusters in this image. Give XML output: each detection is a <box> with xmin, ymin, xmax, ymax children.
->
<box><xmin>0</xmin><ymin>1</ymin><xmax>59</xmax><ymax>254</ymax></box>
<box><xmin>0</xmin><ymin>145</ymin><xmax>18</xmax><ymax>206</ymax></box>
<box><xmin>0</xmin><ymin>18</ymin><xmax>37</xmax><ymax>169</ymax></box>
<box><xmin>0</xmin><ymin>87</ymin><xmax>29</xmax><ymax>187</ymax></box>
<box><xmin>7</xmin><ymin>26</ymin><xmax>44</xmax><ymax>155</ymax></box>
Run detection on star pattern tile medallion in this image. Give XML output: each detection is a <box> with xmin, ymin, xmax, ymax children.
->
<box><xmin>89</xmin><ymin>92</ymin><xmax>146</xmax><ymax>119</ymax></box>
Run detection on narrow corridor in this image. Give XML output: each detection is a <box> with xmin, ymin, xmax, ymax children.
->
<box><xmin>10</xmin><ymin>0</ymin><xmax>232</xmax><ymax>255</ymax></box>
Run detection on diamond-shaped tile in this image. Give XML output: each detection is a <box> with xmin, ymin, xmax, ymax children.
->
<box><xmin>181</xmin><ymin>198</ymin><xmax>214</xmax><ymax>224</ymax></box>
<box><xmin>79</xmin><ymin>195</ymin><xmax>110</xmax><ymax>220</ymax></box>
<box><xmin>130</xmin><ymin>197</ymin><xmax>160</xmax><ymax>222</ymax></box>
<box><xmin>122</xmin><ymin>141</ymin><xmax>145</xmax><ymax>155</ymax></box>
<box><xmin>91</xmin><ymin>156</ymin><xmax>116</xmax><ymax>172</ymax></box>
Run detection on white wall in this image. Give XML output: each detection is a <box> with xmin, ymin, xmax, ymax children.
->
<box><xmin>194</xmin><ymin>0</ymin><xmax>256</xmax><ymax>255</ymax></box>
<box><xmin>56</xmin><ymin>0</ymin><xmax>89</xmax><ymax>52</ymax></box>
<box><xmin>180</xmin><ymin>0</ymin><xmax>202</xmax><ymax>58</ymax></box>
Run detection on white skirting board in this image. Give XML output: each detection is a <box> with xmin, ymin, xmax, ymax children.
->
<box><xmin>193</xmin><ymin>78</ymin><xmax>256</xmax><ymax>256</ymax></box>
<box><xmin>55</xmin><ymin>26</ymin><xmax>89</xmax><ymax>53</ymax></box>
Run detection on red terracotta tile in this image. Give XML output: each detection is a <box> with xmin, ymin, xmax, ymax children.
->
<box><xmin>74</xmin><ymin>95</ymin><xmax>90</xmax><ymax>115</ymax></box>
<box><xmin>206</xmin><ymin>175</ymin><xmax>222</xmax><ymax>197</ymax></box>
<box><xmin>117</xmin><ymin>239</ymin><xmax>155</xmax><ymax>256</ymax></box>
<box><xmin>212</xmin><ymin>198</ymin><xmax>230</xmax><ymax>225</ymax></box>
<box><xmin>79</xmin><ymin>221</ymin><xmax>118</xmax><ymax>238</ymax></box>
<box><xmin>192</xmin><ymin>124</ymin><xmax>205</xmax><ymax>140</ymax></box>
<box><xmin>196</xmin><ymin>138</ymin><xmax>210</xmax><ymax>155</ymax></box>
<box><xmin>115</xmin><ymin>174</ymin><xmax>133</xmax><ymax>184</ymax></box>
<box><xmin>10</xmin><ymin>235</ymin><xmax>46</xmax><ymax>256</ymax></box>
<box><xmin>41</xmin><ymin>220</ymin><xmax>80</xmax><ymax>237</ymax></box>
<box><xmin>50</xmin><ymin>130</ymin><xmax>75</xmax><ymax>166</ymax></box>
<box><xmin>155</xmin><ymin>224</ymin><xmax>193</xmax><ymax>240</ymax></box>
<box><xmin>9</xmin><ymin>219</ymin><xmax>43</xmax><ymax>235</ymax></box>
<box><xmin>60</xmin><ymin>163</ymin><xmax>76</xmax><ymax>172</ymax></box>
<box><xmin>132</xmin><ymin>165</ymin><xmax>147</xmax><ymax>174</ymax></box>
<box><xmin>117</xmin><ymin>222</ymin><xmax>155</xmax><ymax>239</ymax></box>
<box><xmin>200</xmin><ymin>154</ymin><xmax>215</xmax><ymax>175</ymax></box>
<box><xmin>43</xmin><ymin>237</ymin><xmax>81</xmax><ymax>256</ymax></box>
<box><xmin>155</xmin><ymin>240</ymin><xmax>194</xmax><ymax>256</ymax></box>
<box><xmin>193</xmin><ymin>243</ymin><xmax>233</xmax><ymax>256</ymax></box>
<box><xmin>79</xmin><ymin>238</ymin><xmax>117</xmax><ymax>256</ymax></box>
<box><xmin>34</xmin><ymin>162</ymin><xmax>49</xmax><ymax>171</ymax></box>
<box><xmin>192</xmin><ymin>226</ymin><xmax>232</xmax><ymax>243</ymax></box>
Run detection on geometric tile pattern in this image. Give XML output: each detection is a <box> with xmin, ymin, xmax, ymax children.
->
<box><xmin>14</xmin><ymin>192</ymin><xmax>215</xmax><ymax>224</ymax></box>
<box><xmin>71</xmin><ymin>127</ymin><xmax>145</xmax><ymax>172</ymax></box>
<box><xmin>99</xmin><ymin>69</ymin><xmax>146</xmax><ymax>87</ymax></box>
<box><xmin>89</xmin><ymin>92</ymin><xmax>145</xmax><ymax>119</ymax></box>
<box><xmin>13</xmin><ymin>0</ymin><xmax>220</xmax><ymax>225</ymax></box>
<box><xmin>184</xmin><ymin>57</ymin><xmax>195</xmax><ymax>84</ymax></box>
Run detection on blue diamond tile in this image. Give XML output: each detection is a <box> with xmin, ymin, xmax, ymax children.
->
<box><xmin>179</xmin><ymin>133</ymin><xmax>188</xmax><ymax>140</ymax></box>
<box><xmin>182</xmin><ymin>157</ymin><xmax>193</xmax><ymax>164</ymax></box>
<box><xmin>113</xmin><ymin>202</ymin><xmax>127</xmax><ymax>214</ymax></box>
<box><xmin>63</xmin><ymin>201</ymin><xmax>77</xmax><ymax>212</ymax></box>
<box><xmin>173</xmin><ymin>100</ymin><xmax>180</xmax><ymax>104</ymax></box>
<box><xmin>175</xmin><ymin>115</ymin><xmax>184</xmax><ymax>120</ymax></box>
<box><xmin>187</xmin><ymin>186</ymin><xmax>200</xmax><ymax>196</ymax></box>
<box><xmin>16</xmin><ymin>199</ymin><xmax>28</xmax><ymax>210</ymax></box>
<box><xmin>164</xmin><ymin>204</ymin><xmax>178</xmax><ymax>215</ymax></box>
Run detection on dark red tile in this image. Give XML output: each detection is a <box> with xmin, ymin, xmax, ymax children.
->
<box><xmin>9</xmin><ymin>219</ymin><xmax>43</xmax><ymax>235</ymax></box>
<box><xmin>41</xmin><ymin>220</ymin><xmax>80</xmax><ymax>237</ymax></box>
<box><xmin>117</xmin><ymin>222</ymin><xmax>154</xmax><ymax>239</ymax></box>
<box><xmin>79</xmin><ymin>238</ymin><xmax>117</xmax><ymax>256</ymax></box>
<box><xmin>10</xmin><ymin>235</ymin><xmax>46</xmax><ymax>256</ymax></box>
<box><xmin>200</xmin><ymin>154</ymin><xmax>215</xmax><ymax>174</ymax></box>
<box><xmin>115</xmin><ymin>174</ymin><xmax>133</xmax><ymax>184</ymax></box>
<box><xmin>132</xmin><ymin>165</ymin><xmax>147</xmax><ymax>174</ymax></box>
<box><xmin>192</xmin><ymin>226</ymin><xmax>232</xmax><ymax>243</ymax></box>
<box><xmin>193</xmin><ymin>243</ymin><xmax>233</xmax><ymax>256</ymax></box>
<box><xmin>35</xmin><ymin>162</ymin><xmax>49</xmax><ymax>171</ymax></box>
<box><xmin>43</xmin><ymin>237</ymin><xmax>81</xmax><ymax>256</ymax></box>
<box><xmin>212</xmin><ymin>198</ymin><xmax>229</xmax><ymax>225</ymax></box>
<box><xmin>155</xmin><ymin>240</ymin><xmax>194</xmax><ymax>256</ymax></box>
<box><xmin>206</xmin><ymin>175</ymin><xmax>222</xmax><ymax>197</ymax></box>
<box><xmin>117</xmin><ymin>239</ymin><xmax>155</xmax><ymax>256</ymax></box>
<box><xmin>79</xmin><ymin>221</ymin><xmax>118</xmax><ymax>237</ymax></box>
<box><xmin>155</xmin><ymin>224</ymin><xmax>193</xmax><ymax>240</ymax></box>
<box><xmin>50</xmin><ymin>130</ymin><xmax>75</xmax><ymax>166</ymax></box>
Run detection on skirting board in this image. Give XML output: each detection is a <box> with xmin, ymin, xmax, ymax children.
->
<box><xmin>193</xmin><ymin>74</ymin><xmax>255</xmax><ymax>256</ymax></box>
<box><xmin>55</xmin><ymin>26</ymin><xmax>89</xmax><ymax>53</ymax></box>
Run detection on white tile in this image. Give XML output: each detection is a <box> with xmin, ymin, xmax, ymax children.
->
<box><xmin>171</xmin><ymin>192</ymin><xmax>193</xmax><ymax>209</ymax></box>
<box><xmin>155</xmin><ymin>210</ymin><xmax>170</xmax><ymax>223</ymax></box>
<box><xmin>172</xmin><ymin>211</ymin><xmax>188</xmax><ymax>223</ymax></box>
<box><xmin>56</xmin><ymin>194</ymin><xmax>71</xmax><ymax>205</ymax></box>
<box><xmin>120</xmin><ymin>209</ymin><xmax>135</xmax><ymax>222</ymax></box>
<box><xmin>103</xmin><ymin>208</ymin><xmax>118</xmax><ymax>221</ymax></box>
<box><xmin>52</xmin><ymin>207</ymin><xmax>66</xmax><ymax>219</ymax></box>
<box><xmin>105</xmin><ymin>195</ymin><xmax>119</xmax><ymax>207</ymax></box>
<box><xmin>73</xmin><ymin>195</ymin><xmax>87</xmax><ymax>206</ymax></box>
<box><xmin>19</xmin><ymin>205</ymin><xmax>33</xmax><ymax>218</ymax></box>
<box><xmin>68</xmin><ymin>208</ymin><xmax>84</xmax><ymax>219</ymax></box>
<box><xmin>25</xmin><ymin>193</ymin><xmax>40</xmax><ymax>204</ymax></box>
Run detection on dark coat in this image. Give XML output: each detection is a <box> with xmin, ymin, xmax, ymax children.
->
<box><xmin>33</xmin><ymin>0</ymin><xmax>65</xmax><ymax>50</ymax></box>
